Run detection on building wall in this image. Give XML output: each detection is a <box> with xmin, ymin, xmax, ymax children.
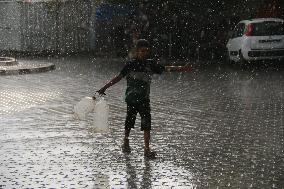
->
<box><xmin>0</xmin><ymin>0</ymin><xmax>93</xmax><ymax>54</ymax></box>
<box><xmin>0</xmin><ymin>2</ymin><xmax>22</xmax><ymax>51</ymax></box>
<box><xmin>0</xmin><ymin>0</ymin><xmax>283</xmax><ymax>56</ymax></box>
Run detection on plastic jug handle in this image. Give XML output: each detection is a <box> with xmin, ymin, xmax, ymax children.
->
<box><xmin>93</xmin><ymin>91</ymin><xmax>106</xmax><ymax>100</ymax></box>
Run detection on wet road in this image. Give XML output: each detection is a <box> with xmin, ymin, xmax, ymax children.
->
<box><xmin>0</xmin><ymin>56</ymin><xmax>284</xmax><ymax>188</ymax></box>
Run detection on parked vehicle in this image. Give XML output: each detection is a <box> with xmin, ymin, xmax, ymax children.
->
<box><xmin>226</xmin><ymin>18</ymin><xmax>284</xmax><ymax>63</ymax></box>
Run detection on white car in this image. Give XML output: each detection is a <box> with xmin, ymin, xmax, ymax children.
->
<box><xmin>226</xmin><ymin>18</ymin><xmax>284</xmax><ymax>63</ymax></box>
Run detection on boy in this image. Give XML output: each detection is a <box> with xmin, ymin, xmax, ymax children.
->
<box><xmin>96</xmin><ymin>39</ymin><xmax>191</xmax><ymax>159</ymax></box>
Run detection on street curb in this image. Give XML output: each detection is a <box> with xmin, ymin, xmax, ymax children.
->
<box><xmin>0</xmin><ymin>63</ymin><xmax>55</xmax><ymax>76</ymax></box>
<box><xmin>0</xmin><ymin>57</ymin><xmax>18</xmax><ymax>66</ymax></box>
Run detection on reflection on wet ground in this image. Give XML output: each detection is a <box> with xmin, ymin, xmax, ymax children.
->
<box><xmin>0</xmin><ymin>57</ymin><xmax>283</xmax><ymax>188</ymax></box>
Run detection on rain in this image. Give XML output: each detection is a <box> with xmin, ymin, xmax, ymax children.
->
<box><xmin>0</xmin><ymin>0</ymin><xmax>284</xmax><ymax>188</ymax></box>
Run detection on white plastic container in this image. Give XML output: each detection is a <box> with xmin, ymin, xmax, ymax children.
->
<box><xmin>74</xmin><ymin>97</ymin><xmax>96</xmax><ymax>120</ymax></box>
<box><xmin>93</xmin><ymin>97</ymin><xmax>109</xmax><ymax>132</ymax></box>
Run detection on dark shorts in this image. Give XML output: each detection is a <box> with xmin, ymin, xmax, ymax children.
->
<box><xmin>125</xmin><ymin>101</ymin><xmax>151</xmax><ymax>131</ymax></box>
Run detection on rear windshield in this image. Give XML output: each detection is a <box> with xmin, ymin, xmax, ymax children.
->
<box><xmin>251</xmin><ymin>21</ymin><xmax>284</xmax><ymax>36</ymax></box>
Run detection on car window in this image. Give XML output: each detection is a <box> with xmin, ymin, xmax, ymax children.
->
<box><xmin>232</xmin><ymin>23</ymin><xmax>245</xmax><ymax>38</ymax></box>
<box><xmin>251</xmin><ymin>21</ymin><xmax>284</xmax><ymax>36</ymax></box>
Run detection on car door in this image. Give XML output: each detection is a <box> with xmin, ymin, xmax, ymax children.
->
<box><xmin>226</xmin><ymin>23</ymin><xmax>245</xmax><ymax>59</ymax></box>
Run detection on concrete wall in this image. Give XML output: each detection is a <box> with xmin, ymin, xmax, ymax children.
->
<box><xmin>0</xmin><ymin>0</ymin><xmax>94</xmax><ymax>54</ymax></box>
<box><xmin>0</xmin><ymin>2</ymin><xmax>22</xmax><ymax>51</ymax></box>
<box><xmin>21</xmin><ymin>1</ymin><xmax>91</xmax><ymax>53</ymax></box>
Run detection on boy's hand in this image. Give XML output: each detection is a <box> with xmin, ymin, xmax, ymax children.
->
<box><xmin>97</xmin><ymin>88</ymin><xmax>106</xmax><ymax>96</ymax></box>
<box><xmin>182</xmin><ymin>64</ymin><xmax>192</xmax><ymax>72</ymax></box>
<box><xmin>93</xmin><ymin>88</ymin><xmax>106</xmax><ymax>100</ymax></box>
<box><xmin>165</xmin><ymin>63</ymin><xmax>192</xmax><ymax>72</ymax></box>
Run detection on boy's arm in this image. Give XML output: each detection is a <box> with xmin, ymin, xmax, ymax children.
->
<box><xmin>164</xmin><ymin>63</ymin><xmax>192</xmax><ymax>72</ymax></box>
<box><xmin>96</xmin><ymin>74</ymin><xmax>124</xmax><ymax>95</ymax></box>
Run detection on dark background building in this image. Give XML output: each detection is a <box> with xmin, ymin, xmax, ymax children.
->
<box><xmin>95</xmin><ymin>0</ymin><xmax>284</xmax><ymax>60</ymax></box>
<box><xmin>0</xmin><ymin>0</ymin><xmax>283</xmax><ymax>60</ymax></box>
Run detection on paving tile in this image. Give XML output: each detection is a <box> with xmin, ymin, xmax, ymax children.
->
<box><xmin>0</xmin><ymin>57</ymin><xmax>284</xmax><ymax>188</ymax></box>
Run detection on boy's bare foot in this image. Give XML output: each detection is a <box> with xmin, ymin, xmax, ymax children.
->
<box><xmin>121</xmin><ymin>138</ymin><xmax>131</xmax><ymax>153</ymax></box>
<box><xmin>144</xmin><ymin>148</ymin><xmax>156</xmax><ymax>159</ymax></box>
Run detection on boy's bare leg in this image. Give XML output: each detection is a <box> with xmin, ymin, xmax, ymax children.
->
<box><xmin>125</xmin><ymin>128</ymin><xmax>131</xmax><ymax>139</ymax></box>
<box><xmin>122</xmin><ymin>128</ymin><xmax>131</xmax><ymax>153</ymax></box>
<box><xmin>144</xmin><ymin>130</ymin><xmax>156</xmax><ymax>159</ymax></box>
<box><xmin>144</xmin><ymin>130</ymin><xmax>150</xmax><ymax>150</ymax></box>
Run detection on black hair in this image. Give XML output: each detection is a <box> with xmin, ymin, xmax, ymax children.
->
<box><xmin>135</xmin><ymin>39</ymin><xmax>151</xmax><ymax>49</ymax></box>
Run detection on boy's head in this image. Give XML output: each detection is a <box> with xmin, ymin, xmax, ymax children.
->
<box><xmin>135</xmin><ymin>39</ymin><xmax>151</xmax><ymax>60</ymax></box>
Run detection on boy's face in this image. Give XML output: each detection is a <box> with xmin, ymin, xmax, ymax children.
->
<box><xmin>136</xmin><ymin>47</ymin><xmax>150</xmax><ymax>60</ymax></box>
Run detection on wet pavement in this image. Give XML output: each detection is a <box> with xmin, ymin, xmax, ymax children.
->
<box><xmin>0</xmin><ymin>56</ymin><xmax>284</xmax><ymax>189</ymax></box>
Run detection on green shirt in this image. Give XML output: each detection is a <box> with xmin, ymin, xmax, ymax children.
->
<box><xmin>120</xmin><ymin>59</ymin><xmax>165</xmax><ymax>104</ymax></box>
